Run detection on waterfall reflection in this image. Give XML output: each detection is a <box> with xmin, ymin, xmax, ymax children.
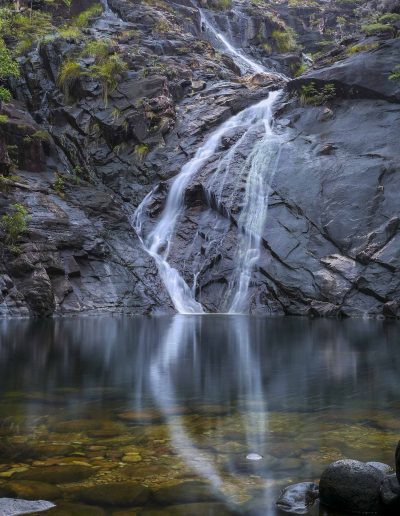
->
<box><xmin>0</xmin><ymin>317</ymin><xmax>399</xmax><ymax>513</ymax></box>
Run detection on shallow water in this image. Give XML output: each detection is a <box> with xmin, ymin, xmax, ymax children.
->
<box><xmin>0</xmin><ymin>315</ymin><xmax>399</xmax><ymax>515</ymax></box>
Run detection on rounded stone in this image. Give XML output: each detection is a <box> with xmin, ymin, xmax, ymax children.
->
<box><xmin>320</xmin><ymin>459</ymin><xmax>384</xmax><ymax>514</ymax></box>
<box><xmin>14</xmin><ymin>465</ymin><xmax>95</xmax><ymax>484</ymax></box>
<box><xmin>276</xmin><ymin>482</ymin><xmax>319</xmax><ymax>514</ymax></box>
<box><xmin>5</xmin><ymin>480</ymin><xmax>62</xmax><ymax>501</ymax></box>
<box><xmin>78</xmin><ymin>482</ymin><xmax>151</xmax><ymax>507</ymax></box>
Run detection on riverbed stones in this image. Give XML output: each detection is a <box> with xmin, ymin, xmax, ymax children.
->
<box><xmin>319</xmin><ymin>459</ymin><xmax>385</xmax><ymax>514</ymax></box>
<box><xmin>14</xmin><ymin>464</ymin><xmax>95</xmax><ymax>484</ymax></box>
<box><xmin>4</xmin><ymin>480</ymin><xmax>61</xmax><ymax>500</ymax></box>
<box><xmin>77</xmin><ymin>482</ymin><xmax>151</xmax><ymax>507</ymax></box>
<box><xmin>39</xmin><ymin>502</ymin><xmax>106</xmax><ymax>515</ymax></box>
<box><xmin>276</xmin><ymin>482</ymin><xmax>319</xmax><ymax>514</ymax></box>
<box><xmin>153</xmin><ymin>481</ymin><xmax>221</xmax><ymax>505</ymax></box>
<box><xmin>135</xmin><ymin>503</ymin><xmax>236</xmax><ymax>515</ymax></box>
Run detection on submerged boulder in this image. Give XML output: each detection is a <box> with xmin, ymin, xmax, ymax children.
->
<box><xmin>276</xmin><ymin>482</ymin><xmax>319</xmax><ymax>514</ymax></box>
<box><xmin>319</xmin><ymin>459</ymin><xmax>385</xmax><ymax>514</ymax></box>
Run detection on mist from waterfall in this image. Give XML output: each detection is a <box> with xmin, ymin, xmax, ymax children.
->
<box><xmin>132</xmin><ymin>5</ymin><xmax>285</xmax><ymax>314</ymax></box>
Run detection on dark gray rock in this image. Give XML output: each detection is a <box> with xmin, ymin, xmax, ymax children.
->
<box><xmin>276</xmin><ymin>482</ymin><xmax>319</xmax><ymax>514</ymax></box>
<box><xmin>319</xmin><ymin>459</ymin><xmax>385</xmax><ymax>514</ymax></box>
<box><xmin>290</xmin><ymin>39</ymin><xmax>400</xmax><ymax>103</ymax></box>
<box><xmin>380</xmin><ymin>473</ymin><xmax>400</xmax><ymax>511</ymax></box>
<box><xmin>396</xmin><ymin>441</ymin><xmax>400</xmax><ymax>482</ymax></box>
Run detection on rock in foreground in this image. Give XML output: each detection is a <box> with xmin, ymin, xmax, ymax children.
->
<box><xmin>319</xmin><ymin>459</ymin><xmax>385</xmax><ymax>514</ymax></box>
<box><xmin>0</xmin><ymin>498</ymin><xmax>55</xmax><ymax>515</ymax></box>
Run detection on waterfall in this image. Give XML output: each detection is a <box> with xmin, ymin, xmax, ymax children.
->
<box><xmin>226</xmin><ymin>91</ymin><xmax>282</xmax><ymax>313</ymax></box>
<box><xmin>199</xmin><ymin>8</ymin><xmax>265</xmax><ymax>75</ymax></box>
<box><xmin>132</xmin><ymin>5</ymin><xmax>285</xmax><ymax>315</ymax></box>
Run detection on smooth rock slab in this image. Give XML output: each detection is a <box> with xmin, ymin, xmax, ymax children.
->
<box><xmin>276</xmin><ymin>482</ymin><xmax>319</xmax><ymax>514</ymax></box>
<box><xmin>0</xmin><ymin>498</ymin><xmax>55</xmax><ymax>515</ymax></box>
<box><xmin>319</xmin><ymin>459</ymin><xmax>384</xmax><ymax>514</ymax></box>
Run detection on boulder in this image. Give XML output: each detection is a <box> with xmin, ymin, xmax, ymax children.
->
<box><xmin>319</xmin><ymin>459</ymin><xmax>384</xmax><ymax>514</ymax></box>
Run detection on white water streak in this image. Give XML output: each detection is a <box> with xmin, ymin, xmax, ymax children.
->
<box><xmin>199</xmin><ymin>8</ymin><xmax>265</xmax><ymax>75</ymax></box>
<box><xmin>132</xmin><ymin>4</ymin><xmax>285</xmax><ymax>314</ymax></box>
<box><xmin>227</xmin><ymin>91</ymin><xmax>283</xmax><ymax>313</ymax></box>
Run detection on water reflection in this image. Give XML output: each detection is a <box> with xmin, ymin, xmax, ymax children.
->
<box><xmin>0</xmin><ymin>316</ymin><xmax>399</xmax><ymax>514</ymax></box>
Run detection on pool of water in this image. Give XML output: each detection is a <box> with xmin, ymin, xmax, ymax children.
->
<box><xmin>0</xmin><ymin>315</ymin><xmax>399</xmax><ymax>515</ymax></box>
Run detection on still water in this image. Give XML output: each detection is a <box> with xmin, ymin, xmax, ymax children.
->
<box><xmin>0</xmin><ymin>315</ymin><xmax>399</xmax><ymax>515</ymax></box>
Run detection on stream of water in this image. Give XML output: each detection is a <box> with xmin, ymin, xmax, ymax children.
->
<box><xmin>132</xmin><ymin>5</ymin><xmax>286</xmax><ymax>314</ymax></box>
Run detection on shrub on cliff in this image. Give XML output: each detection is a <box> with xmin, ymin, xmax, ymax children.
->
<box><xmin>1</xmin><ymin>203</ymin><xmax>30</xmax><ymax>251</ymax></box>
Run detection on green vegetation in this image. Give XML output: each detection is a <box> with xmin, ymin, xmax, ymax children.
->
<box><xmin>91</xmin><ymin>54</ymin><xmax>127</xmax><ymax>102</ymax></box>
<box><xmin>346</xmin><ymin>42</ymin><xmax>379</xmax><ymax>55</ymax></box>
<box><xmin>361</xmin><ymin>23</ymin><xmax>395</xmax><ymax>36</ymax></box>
<box><xmin>214</xmin><ymin>0</ymin><xmax>232</xmax><ymax>9</ymax></box>
<box><xmin>75</xmin><ymin>4</ymin><xmax>103</xmax><ymax>28</ymax></box>
<box><xmin>58</xmin><ymin>4</ymin><xmax>103</xmax><ymax>40</ymax></box>
<box><xmin>81</xmin><ymin>40</ymin><xmax>113</xmax><ymax>61</ymax></box>
<box><xmin>58</xmin><ymin>26</ymin><xmax>82</xmax><ymax>40</ymax></box>
<box><xmin>0</xmin><ymin>114</ymin><xmax>9</xmax><ymax>124</ymax></box>
<box><xmin>0</xmin><ymin>87</ymin><xmax>11</xmax><ymax>103</ymax></box>
<box><xmin>288</xmin><ymin>0</ymin><xmax>317</xmax><ymax>6</ymax></box>
<box><xmin>295</xmin><ymin>63</ymin><xmax>308</xmax><ymax>77</ymax></box>
<box><xmin>271</xmin><ymin>28</ymin><xmax>297</xmax><ymax>52</ymax></box>
<box><xmin>299</xmin><ymin>82</ymin><xmax>336</xmax><ymax>106</ymax></box>
<box><xmin>377</xmin><ymin>13</ymin><xmax>400</xmax><ymax>24</ymax></box>
<box><xmin>53</xmin><ymin>173</ymin><xmax>65</xmax><ymax>194</ymax></box>
<box><xmin>0</xmin><ymin>40</ymin><xmax>19</xmax><ymax>80</ymax></box>
<box><xmin>32</xmin><ymin>130</ymin><xmax>51</xmax><ymax>142</ymax></box>
<box><xmin>135</xmin><ymin>143</ymin><xmax>150</xmax><ymax>160</ymax></box>
<box><xmin>57</xmin><ymin>60</ymin><xmax>84</xmax><ymax>101</ymax></box>
<box><xmin>1</xmin><ymin>203</ymin><xmax>30</xmax><ymax>249</ymax></box>
<box><xmin>389</xmin><ymin>66</ymin><xmax>400</xmax><ymax>81</ymax></box>
<box><xmin>0</xmin><ymin>8</ymin><xmax>54</xmax><ymax>55</ymax></box>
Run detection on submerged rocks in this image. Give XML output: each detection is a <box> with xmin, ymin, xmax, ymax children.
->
<box><xmin>77</xmin><ymin>482</ymin><xmax>151</xmax><ymax>507</ymax></box>
<box><xmin>276</xmin><ymin>482</ymin><xmax>319</xmax><ymax>514</ymax></box>
<box><xmin>14</xmin><ymin>464</ymin><xmax>95</xmax><ymax>484</ymax></box>
<box><xmin>319</xmin><ymin>459</ymin><xmax>385</xmax><ymax>514</ymax></box>
<box><xmin>153</xmin><ymin>481</ymin><xmax>221</xmax><ymax>505</ymax></box>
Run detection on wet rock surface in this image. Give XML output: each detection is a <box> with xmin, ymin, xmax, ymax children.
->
<box><xmin>319</xmin><ymin>459</ymin><xmax>385</xmax><ymax>514</ymax></box>
<box><xmin>0</xmin><ymin>0</ymin><xmax>399</xmax><ymax>317</ymax></box>
<box><xmin>276</xmin><ymin>482</ymin><xmax>319</xmax><ymax>514</ymax></box>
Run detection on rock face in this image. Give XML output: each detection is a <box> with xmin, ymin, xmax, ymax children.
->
<box><xmin>319</xmin><ymin>459</ymin><xmax>385</xmax><ymax>514</ymax></box>
<box><xmin>0</xmin><ymin>0</ymin><xmax>399</xmax><ymax>317</ymax></box>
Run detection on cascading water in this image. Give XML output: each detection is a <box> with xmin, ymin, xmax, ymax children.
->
<box><xmin>132</xmin><ymin>4</ymin><xmax>286</xmax><ymax>314</ymax></box>
<box><xmin>199</xmin><ymin>8</ymin><xmax>265</xmax><ymax>75</ymax></box>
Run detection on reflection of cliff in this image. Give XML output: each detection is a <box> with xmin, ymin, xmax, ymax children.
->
<box><xmin>0</xmin><ymin>316</ymin><xmax>399</xmax><ymax>410</ymax></box>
